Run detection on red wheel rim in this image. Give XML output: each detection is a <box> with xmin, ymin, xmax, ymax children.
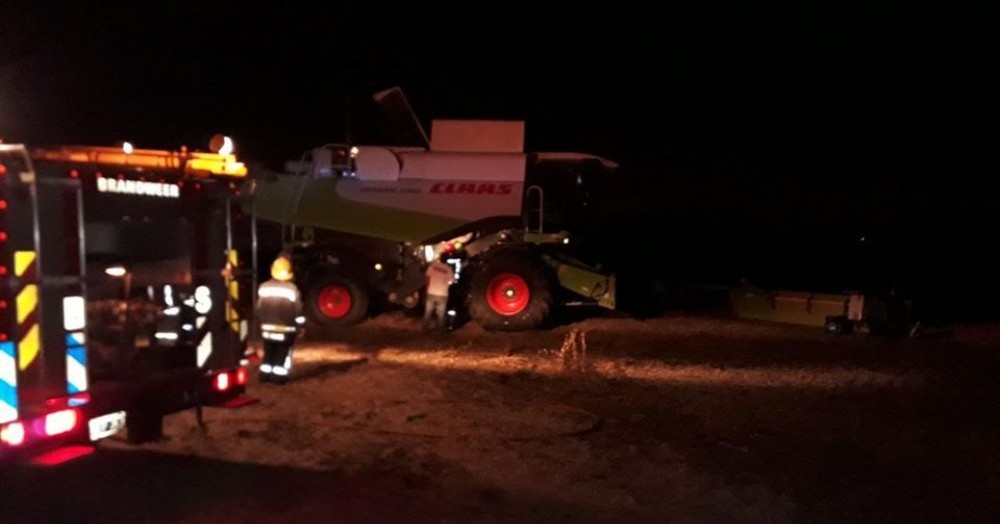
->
<box><xmin>317</xmin><ymin>285</ymin><xmax>352</xmax><ymax>319</ymax></box>
<box><xmin>486</xmin><ymin>273</ymin><xmax>530</xmax><ymax>315</ymax></box>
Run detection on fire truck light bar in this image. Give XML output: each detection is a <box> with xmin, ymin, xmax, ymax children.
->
<box><xmin>30</xmin><ymin>146</ymin><xmax>247</xmax><ymax>178</ymax></box>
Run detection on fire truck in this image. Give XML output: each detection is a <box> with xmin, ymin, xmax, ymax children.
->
<box><xmin>0</xmin><ymin>142</ymin><xmax>254</xmax><ymax>462</ymax></box>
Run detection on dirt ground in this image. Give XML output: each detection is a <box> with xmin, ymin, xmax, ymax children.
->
<box><xmin>98</xmin><ymin>310</ymin><xmax>998</xmax><ymax>524</ymax></box>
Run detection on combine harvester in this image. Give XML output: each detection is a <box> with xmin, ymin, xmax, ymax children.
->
<box><xmin>249</xmin><ymin>88</ymin><xmax>617</xmax><ymax>331</ymax></box>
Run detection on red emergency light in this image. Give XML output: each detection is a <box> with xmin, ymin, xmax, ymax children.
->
<box><xmin>0</xmin><ymin>421</ymin><xmax>26</xmax><ymax>447</ymax></box>
<box><xmin>235</xmin><ymin>367</ymin><xmax>247</xmax><ymax>386</ymax></box>
<box><xmin>213</xmin><ymin>372</ymin><xmax>230</xmax><ymax>392</ymax></box>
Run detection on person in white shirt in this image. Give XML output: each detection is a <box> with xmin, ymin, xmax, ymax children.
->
<box><xmin>422</xmin><ymin>254</ymin><xmax>455</xmax><ymax>332</ymax></box>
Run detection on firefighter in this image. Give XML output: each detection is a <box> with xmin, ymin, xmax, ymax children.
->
<box><xmin>256</xmin><ymin>254</ymin><xmax>304</xmax><ymax>384</ymax></box>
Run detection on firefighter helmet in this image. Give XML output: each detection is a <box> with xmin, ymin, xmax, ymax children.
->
<box><xmin>271</xmin><ymin>254</ymin><xmax>293</xmax><ymax>281</ymax></box>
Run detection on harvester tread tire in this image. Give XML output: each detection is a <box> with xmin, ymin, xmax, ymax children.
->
<box><xmin>304</xmin><ymin>273</ymin><xmax>370</xmax><ymax>327</ymax></box>
<box><xmin>468</xmin><ymin>249</ymin><xmax>553</xmax><ymax>331</ymax></box>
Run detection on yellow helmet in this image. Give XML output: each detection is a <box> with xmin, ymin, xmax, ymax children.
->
<box><xmin>271</xmin><ymin>255</ymin><xmax>293</xmax><ymax>281</ymax></box>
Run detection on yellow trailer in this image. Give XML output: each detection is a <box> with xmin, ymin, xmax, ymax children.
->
<box><xmin>730</xmin><ymin>283</ymin><xmax>865</xmax><ymax>332</ymax></box>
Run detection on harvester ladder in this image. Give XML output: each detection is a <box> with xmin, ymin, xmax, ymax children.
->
<box><xmin>282</xmin><ymin>149</ymin><xmax>318</xmax><ymax>244</ymax></box>
<box><xmin>526</xmin><ymin>185</ymin><xmax>544</xmax><ymax>234</ymax></box>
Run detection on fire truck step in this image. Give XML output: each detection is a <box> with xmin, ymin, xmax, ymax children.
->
<box><xmin>215</xmin><ymin>396</ymin><xmax>261</xmax><ymax>409</ymax></box>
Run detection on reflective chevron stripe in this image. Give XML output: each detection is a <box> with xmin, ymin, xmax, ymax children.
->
<box><xmin>14</xmin><ymin>251</ymin><xmax>35</xmax><ymax>280</ymax></box>
<box><xmin>14</xmin><ymin>251</ymin><xmax>39</xmax><ymax>371</ymax></box>
<box><xmin>196</xmin><ymin>331</ymin><xmax>213</xmax><ymax>368</ymax></box>
<box><xmin>0</xmin><ymin>341</ymin><xmax>18</xmax><ymax>423</ymax></box>
<box><xmin>15</xmin><ymin>284</ymin><xmax>37</xmax><ymax>325</ymax></box>
<box><xmin>63</xmin><ymin>295</ymin><xmax>89</xmax><ymax>394</ymax></box>
<box><xmin>226</xmin><ymin>250</ymin><xmax>241</xmax><ymax>334</ymax></box>
<box><xmin>65</xmin><ymin>332</ymin><xmax>87</xmax><ymax>394</ymax></box>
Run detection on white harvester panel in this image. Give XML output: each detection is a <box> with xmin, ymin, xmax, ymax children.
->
<box><xmin>397</xmin><ymin>151</ymin><xmax>526</xmax><ymax>181</ymax></box>
<box><xmin>430</xmin><ymin>120</ymin><xmax>525</xmax><ymax>153</ymax></box>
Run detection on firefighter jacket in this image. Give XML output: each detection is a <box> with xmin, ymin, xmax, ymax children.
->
<box><xmin>256</xmin><ymin>279</ymin><xmax>302</xmax><ymax>328</ymax></box>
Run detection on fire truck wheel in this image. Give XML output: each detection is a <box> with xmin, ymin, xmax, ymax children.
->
<box><xmin>467</xmin><ymin>249</ymin><xmax>553</xmax><ymax>331</ymax></box>
<box><xmin>305</xmin><ymin>274</ymin><xmax>370</xmax><ymax>326</ymax></box>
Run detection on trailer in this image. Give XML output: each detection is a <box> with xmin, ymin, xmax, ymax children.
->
<box><xmin>729</xmin><ymin>281</ymin><xmax>918</xmax><ymax>336</ymax></box>
<box><xmin>0</xmin><ymin>142</ymin><xmax>254</xmax><ymax>462</ymax></box>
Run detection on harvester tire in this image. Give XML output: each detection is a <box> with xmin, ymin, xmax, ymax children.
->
<box><xmin>468</xmin><ymin>249</ymin><xmax>553</xmax><ymax>331</ymax></box>
<box><xmin>305</xmin><ymin>273</ymin><xmax>370</xmax><ymax>327</ymax></box>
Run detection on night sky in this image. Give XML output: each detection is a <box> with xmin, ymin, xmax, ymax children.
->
<box><xmin>2</xmin><ymin>3</ymin><xmax>981</xmax><ymax>320</ymax></box>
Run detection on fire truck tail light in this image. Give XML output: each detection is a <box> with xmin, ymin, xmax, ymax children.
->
<box><xmin>1</xmin><ymin>421</ymin><xmax>26</xmax><ymax>446</ymax></box>
<box><xmin>235</xmin><ymin>368</ymin><xmax>247</xmax><ymax>386</ymax></box>
<box><xmin>214</xmin><ymin>372</ymin><xmax>230</xmax><ymax>392</ymax></box>
<box><xmin>44</xmin><ymin>409</ymin><xmax>80</xmax><ymax>437</ymax></box>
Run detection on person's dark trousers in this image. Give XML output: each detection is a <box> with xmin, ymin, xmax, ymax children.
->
<box><xmin>264</xmin><ymin>340</ymin><xmax>293</xmax><ymax>384</ymax></box>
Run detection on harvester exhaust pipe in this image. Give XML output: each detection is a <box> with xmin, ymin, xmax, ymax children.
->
<box><xmin>372</xmin><ymin>87</ymin><xmax>430</xmax><ymax>149</ymax></box>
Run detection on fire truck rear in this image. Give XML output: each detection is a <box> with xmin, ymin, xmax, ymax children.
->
<box><xmin>0</xmin><ymin>142</ymin><xmax>254</xmax><ymax>462</ymax></box>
